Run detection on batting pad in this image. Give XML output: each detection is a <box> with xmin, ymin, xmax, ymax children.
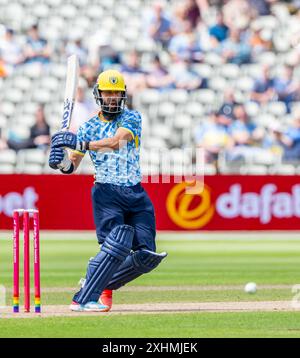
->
<box><xmin>74</xmin><ymin>225</ymin><xmax>134</xmax><ymax>304</ymax></box>
<box><xmin>106</xmin><ymin>249</ymin><xmax>168</xmax><ymax>290</ymax></box>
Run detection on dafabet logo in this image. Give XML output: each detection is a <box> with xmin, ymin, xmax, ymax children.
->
<box><xmin>166</xmin><ymin>183</ymin><xmax>300</xmax><ymax>229</ymax></box>
<box><xmin>0</xmin><ymin>187</ymin><xmax>38</xmax><ymax>217</ymax></box>
<box><xmin>166</xmin><ymin>182</ymin><xmax>215</xmax><ymax>229</ymax></box>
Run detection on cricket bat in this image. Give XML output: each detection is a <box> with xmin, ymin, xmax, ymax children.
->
<box><xmin>61</xmin><ymin>54</ymin><xmax>79</xmax><ymax>131</ymax></box>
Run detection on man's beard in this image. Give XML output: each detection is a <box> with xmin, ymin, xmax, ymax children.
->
<box><xmin>101</xmin><ymin>98</ymin><xmax>123</xmax><ymax>120</ymax></box>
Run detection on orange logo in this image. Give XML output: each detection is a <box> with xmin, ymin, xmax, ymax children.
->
<box><xmin>166</xmin><ymin>182</ymin><xmax>215</xmax><ymax>229</ymax></box>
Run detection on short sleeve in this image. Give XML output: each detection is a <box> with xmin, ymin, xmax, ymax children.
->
<box><xmin>71</xmin><ymin>124</ymin><xmax>86</xmax><ymax>156</ymax></box>
<box><xmin>119</xmin><ymin>111</ymin><xmax>141</xmax><ymax>140</ymax></box>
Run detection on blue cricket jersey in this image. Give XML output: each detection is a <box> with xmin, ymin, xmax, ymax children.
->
<box><xmin>74</xmin><ymin>108</ymin><xmax>142</xmax><ymax>186</ymax></box>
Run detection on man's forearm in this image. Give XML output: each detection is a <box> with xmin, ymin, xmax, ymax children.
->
<box><xmin>69</xmin><ymin>151</ymin><xmax>84</xmax><ymax>172</ymax></box>
<box><xmin>89</xmin><ymin>137</ymin><xmax>126</xmax><ymax>152</ymax></box>
<box><xmin>51</xmin><ymin>128</ymin><xmax>133</xmax><ymax>153</ymax></box>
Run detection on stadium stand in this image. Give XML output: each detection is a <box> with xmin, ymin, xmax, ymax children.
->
<box><xmin>0</xmin><ymin>0</ymin><xmax>300</xmax><ymax>175</ymax></box>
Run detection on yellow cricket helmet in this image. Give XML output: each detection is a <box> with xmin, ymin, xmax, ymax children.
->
<box><xmin>93</xmin><ymin>69</ymin><xmax>127</xmax><ymax>116</ymax></box>
<box><xmin>96</xmin><ymin>69</ymin><xmax>126</xmax><ymax>92</ymax></box>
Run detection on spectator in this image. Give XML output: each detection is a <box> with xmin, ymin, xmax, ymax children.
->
<box><xmin>82</xmin><ymin>65</ymin><xmax>98</xmax><ymax>88</ymax></box>
<box><xmin>120</xmin><ymin>51</ymin><xmax>144</xmax><ymax>75</ymax></box>
<box><xmin>98</xmin><ymin>45</ymin><xmax>121</xmax><ymax>71</ymax></box>
<box><xmin>219</xmin><ymin>29</ymin><xmax>251</xmax><ymax>64</ymax></box>
<box><xmin>171</xmin><ymin>2</ymin><xmax>211</xmax><ymax>52</ymax></box>
<box><xmin>195</xmin><ymin>111</ymin><xmax>232</xmax><ymax>164</ymax></box>
<box><xmin>0</xmin><ymin>28</ymin><xmax>23</xmax><ymax>75</ymax></box>
<box><xmin>184</xmin><ymin>0</ymin><xmax>209</xmax><ymax>29</ymax></box>
<box><xmin>70</xmin><ymin>79</ymin><xmax>97</xmax><ymax>133</ymax></box>
<box><xmin>229</xmin><ymin>104</ymin><xmax>263</xmax><ymax>146</ymax></box>
<box><xmin>248</xmin><ymin>0</ymin><xmax>275</xmax><ymax>16</ymax></box>
<box><xmin>251</xmin><ymin>65</ymin><xmax>275</xmax><ymax>104</ymax></box>
<box><xmin>23</xmin><ymin>24</ymin><xmax>51</xmax><ymax>65</ymax></box>
<box><xmin>170</xmin><ymin>59</ymin><xmax>204</xmax><ymax>90</ymax></box>
<box><xmin>273</xmin><ymin>65</ymin><xmax>300</xmax><ymax>112</ymax></box>
<box><xmin>280</xmin><ymin>110</ymin><xmax>300</xmax><ymax>162</ymax></box>
<box><xmin>146</xmin><ymin>2</ymin><xmax>172</xmax><ymax>47</ymax></box>
<box><xmin>171</xmin><ymin>3</ymin><xmax>188</xmax><ymax>35</ymax></box>
<box><xmin>168</xmin><ymin>20</ymin><xmax>203</xmax><ymax>62</ymax></box>
<box><xmin>120</xmin><ymin>51</ymin><xmax>147</xmax><ymax>96</ymax></box>
<box><xmin>66</xmin><ymin>38</ymin><xmax>88</xmax><ymax>68</ymax></box>
<box><xmin>28</xmin><ymin>105</ymin><xmax>51</xmax><ymax>150</ymax></box>
<box><xmin>146</xmin><ymin>55</ymin><xmax>174</xmax><ymax>91</ymax></box>
<box><xmin>249</xmin><ymin>23</ymin><xmax>273</xmax><ymax>56</ymax></box>
<box><xmin>218</xmin><ymin>88</ymin><xmax>237</xmax><ymax>120</ymax></box>
<box><xmin>226</xmin><ymin>104</ymin><xmax>265</xmax><ymax>162</ymax></box>
<box><xmin>7</xmin><ymin>106</ymin><xmax>50</xmax><ymax>151</ymax></box>
<box><xmin>6</xmin><ymin>126</ymin><xmax>28</xmax><ymax>151</ymax></box>
<box><xmin>263</xmin><ymin>121</ymin><xmax>286</xmax><ymax>156</ymax></box>
<box><xmin>209</xmin><ymin>11</ymin><xmax>229</xmax><ymax>43</ymax></box>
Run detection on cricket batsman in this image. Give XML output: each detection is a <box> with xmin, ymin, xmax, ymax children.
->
<box><xmin>49</xmin><ymin>69</ymin><xmax>167</xmax><ymax>312</ymax></box>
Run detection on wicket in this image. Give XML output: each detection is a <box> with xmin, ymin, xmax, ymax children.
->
<box><xmin>13</xmin><ymin>209</ymin><xmax>41</xmax><ymax>313</ymax></box>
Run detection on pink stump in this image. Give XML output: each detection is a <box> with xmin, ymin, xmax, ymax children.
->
<box><xmin>13</xmin><ymin>211</ymin><xmax>20</xmax><ymax>313</ymax></box>
<box><xmin>33</xmin><ymin>211</ymin><xmax>41</xmax><ymax>313</ymax></box>
<box><xmin>23</xmin><ymin>211</ymin><xmax>30</xmax><ymax>313</ymax></box>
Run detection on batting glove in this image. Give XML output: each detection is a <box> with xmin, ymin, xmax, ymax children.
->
<box><xmin>49</xmin><ymin>147</ymin><xmax>74</xmax><ymax>173</ymax></box>
<box><xmin>51</xmin><ymin>131</ymin><xmax>88</xmax><ymax>151</ymax></box>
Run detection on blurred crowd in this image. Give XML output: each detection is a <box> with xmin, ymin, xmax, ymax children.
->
<box><xmin>1</xmin><ymin>0</ymin><xmax>300</xmax><ymax>170</ymax></box>
<box><xmin>195</xmin><ymin>103</ymin><xmax>300</xmax><ymax>165</ymax></box>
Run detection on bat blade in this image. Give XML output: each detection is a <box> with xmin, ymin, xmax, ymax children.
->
<box><xmin>61</xmin><ymin>55</ymin><xmax>79</xmax><ymax>131</ymax></box>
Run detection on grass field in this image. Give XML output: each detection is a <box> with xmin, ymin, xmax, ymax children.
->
<box><xmin>1</xmin><ymin>231</ymin><xmax>300</xmax><ymax>337</ymax></box>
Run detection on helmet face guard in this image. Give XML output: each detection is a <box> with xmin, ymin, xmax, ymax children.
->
<box><xmin>93</xmin><ymin>85</ymin><xmax>127</xmax><ymax>115</ymax></box>
<box><xmin>93</xmin><ymin>69</ymin><xmax>127</xmax><ymax>115</ymax></box>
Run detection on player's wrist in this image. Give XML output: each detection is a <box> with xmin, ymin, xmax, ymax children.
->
<box><xmin>60</xmin><ymin>162</ymin><xmax>75</xmax><ymax>174</ymax></box>
<box><xmin>76</xmin><ymin>141</ymin><xmax>90</xmax><ymax>151</ymax></box>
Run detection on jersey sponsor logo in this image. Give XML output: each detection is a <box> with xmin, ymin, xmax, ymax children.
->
<box><xmin>166</xmin><ymin>182</ymin><xmax>214</xmax><ymax>229</ymax></box>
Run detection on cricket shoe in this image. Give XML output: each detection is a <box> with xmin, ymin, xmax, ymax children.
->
<box><xmin>99</xmin><ymin>289</ymin><xmax>113</xmax><ymax>311</ymax></box>
<box><xmin>69</xmin><ymin>301</ymin><xmax>110</xmax><ymax>312</ymax></box>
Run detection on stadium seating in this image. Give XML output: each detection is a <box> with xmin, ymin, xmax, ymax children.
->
<box><xmin>1</xmin><ymin>0</ymin><xmax>300</xmax><ymax>175</ymax></box>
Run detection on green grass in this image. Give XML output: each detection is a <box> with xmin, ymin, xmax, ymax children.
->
<box><xmin>1</xmin><ymin>231</ymin><xmax>300</xmax><ymax>337</ymax></box>
<box><xmin>1</xmin><ymin>312</ymin><xmax>300</xmax><ymax>338</ymax></box>
<box><xmin>2</xmin><ymin>232</ymin><xmax>300</xmax><ymax>288</ymax></box>
<box><xmin>3</xmin><ymin>288</ymin><xmax>294</xmax><ymax>306</ymax></box>
<box><xmin>40</xmin><ymin>288</ymin><xmax>294</xmax><ymax>305</ymax></box>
